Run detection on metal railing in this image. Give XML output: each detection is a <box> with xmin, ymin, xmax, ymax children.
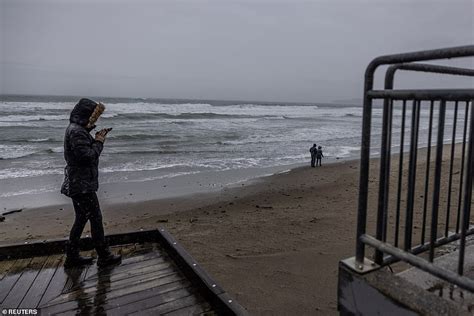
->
<box><xmin>354</xmin><ymin>45</ymin><xmax>474</xmax><ymax>291</ymax></box>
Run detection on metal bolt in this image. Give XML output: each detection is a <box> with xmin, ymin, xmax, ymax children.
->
<box><xmin>173</xmin><ymin>242</ymin><xmax>177</xmax><ymax>245</ymax></box>
<box><xmin>193</xmin><ymin>263</ymin><xmax>197</xmax><ymax>266</ymax></box>
<box><xmin>212</xmin><ymin>284</ymin><xmax>216</xmax><ymax>288</ymax></box>
<box><xmin>228</xmin><ymin>300</ymin><xmax>233</xmax><ymax>303</ymax></box>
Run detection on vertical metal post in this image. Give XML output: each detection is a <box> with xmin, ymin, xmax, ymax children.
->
<box><xmin>404</xmin><ymin>100</ymin><xmax>421</xmax><ymax>251</ymax></box>
<box><xmin>394</xmin><ymin>101</ymin><xmax>407</xmax><ymax>247</ymax></box>
<box><xmin>383</xmin><ymin>99</ymin><xmax>394</xmax><ymax>243</ymax></box>
<box><xmin>445</xmin><ymin>101</ymin><xmax>459</xmax><ymax>236</ymax></box>
<box><xmin>430</xmin><ymin>100</ymin><xmax>446</xmax><ymax>262</ymax></box>
<box><xmin>421</xmin><ymin>101</ymin><xmax>434</xmax><ymax>244</ymax></box>
<box><xmin>458</xmin><ymin>100</ymin><xmax>474</xmax><ymax>275</ymax></box>
<box><xmin>456</xmin><ymin>101</ymin><xmax>470</xmax><ymax>233</ymax></box>
<box><xmin>375</xmin><ymin>97</ymin><xmax>392</xmax><ymax>264</ymax></box>
<box><xmin>355</xmin><ymin>65</ymin><xmax>376</xmax><ymax>265</ymax></box>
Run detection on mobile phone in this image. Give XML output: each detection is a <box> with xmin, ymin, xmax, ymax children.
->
<box><xmin>105</xmin><ymin>127</ymin><xmax>113</xmax><ymax>133</ymax></box>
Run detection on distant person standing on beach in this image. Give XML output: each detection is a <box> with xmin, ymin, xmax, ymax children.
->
<box><xmin>61</xmin><ymin>98</ymin><xmax>121</xmax><ymax>268</ymax></box>
<box><xmin>316</xmin><ymin>146</ymin><xmax>324</xmax><ymax>166</ymax></box>
<box><xmin>309</xmin><ymin>144</ymin><xmax>317</xmax><ymax>168</ymax></box>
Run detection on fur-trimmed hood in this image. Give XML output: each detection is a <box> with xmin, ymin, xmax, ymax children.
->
<box><xmin>69</xmin><ymin>98</ymin><xmax>105</xmax><ymax>127</ymax></box>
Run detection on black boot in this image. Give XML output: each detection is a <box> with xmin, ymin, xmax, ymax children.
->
<box><xmin>97</xmin><ymin>247</ymin><xmax>122</xmax><ymax>267</ymax></box>
<box><xmin>65</xmin><ymin>243</ymin><xmax>94</xmax><ymax>268</ymax></box>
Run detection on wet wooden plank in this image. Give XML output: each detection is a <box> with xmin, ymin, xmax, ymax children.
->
<box><xmin>116</xmin><ymin>243</ymin><xmax>137</xmax><ymax>258</ymax></box>
<box><xmin>45</xmin><ymin>250</ymin><xmax>183</xmax><ymax>306</ymax></box>
<box><xmin>82</xmin><ymin>250</ymin><xmax>163</xmax><ymax>282</ymax></box>
<box><xmin>151</xmin><ymin>295</ymin><xmax>209</xmax><ymax>315</ymax></box>
<box><xmin>67</xmin><ymin>262</ymin><xmax>177</xmax><ymax>303</ymax></box>
<box><xmin>80</xmin><ymin>264</ymin><xmax>94</xmax><ymax>285</ymax></box>
<box><xmin>104</xmin><ymin>271</ymin><xmax>185</xmax><ymax>300</ymax></box>
<box><xmin>126</xmin><ymin>288</ymin><xmax>198</xmax><ymax>315</ymax></box>
<box><xmin>84</xmin><ymin>265</ymin><xmax>177</xmax><ymax>293</ymax></box>
<box><xmin>0</xmin><ymin>259</ymin><xmax>16</xmax><ymax>280</ymax></box>
<box><xmin>38</xmin><ymin>255</ymin><xmax>67</xmax><ymax>306</ymax></box>
<box><xmin>107</xmin><ymin>286</ymin><xmax>196</xmax><ymax>314</ymax></box>
<box><xmin>2</xmin><ymin>256</ymin><xmax>49</xmax><ymax>308</ymax></box>
<box><xmin>80</xmin><ymin>244</ymin><xmax>165</xmax><ymax>286</ymax></box>
<box><xmin>19</xmin><ymin>254</ymin><xmax>62</xmax><ymax>308</ymax></box>
<box><xmin>129</xmin><ymin>242</ymin><xmax>158</xmax><ymax>255</ymax></box>
<box><xmin>136</xmin><ymin>294</ymin><xmax>205</xmax><ymax>315</ymax></box>
<box><xmin>47</xmin><ymin>267</ymin><xmax>182</xmax><ymax>307</ymax></box>
<box><xmin>61</xmin><ymin>251</ymin><xmax>94</xmax><ymax>294</ymax></box>
<box><xmin>119</xmin><ymin>248</ymin><xmax>164</xmax><ymax>265</ymax></box>
<box><xmin>51</xmin><ymin>265</ymin><xmax>180</xmax><ymax>305</ymax></box>
<box><xmin>5</xmin><ymin>257</ymin><xmax>33</xmax><ymax>275</ymax></box>
<box><xmin>0</xmin><ymin>258</ymin><xmax>32</xmax><ymax>303</ymax></box>
<box><xmin>163</xmin><ymin>300</ymin><xmax>214</xmax><ymax>315</ymax></box>
<box><xmin>62</xmin><ymin>266</ymin><xmax>89</xmax><ymax>294</ymax></box>
<box><xmin>86</xmin><ymin>256</ymin><xmax>168</xmax><ymax>281</ymax></box>
<box><xmin>82</xmin><ymin>263</ymin><xmax>98</xmax><ymax>284</ymax></box>
<box><xmin>81</xmin><ymin>246</ymin><xmax>147</xmax><ymax>281</ymax></box>
<box><xmin>42</xmin><ymin>276</ymin><xmax>190</xmax><ymax>314</ymax></box>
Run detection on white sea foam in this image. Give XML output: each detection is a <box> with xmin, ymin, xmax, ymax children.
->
<box><xmin>49</xmin><ymin>147</ymin><xmax>64</xmax><ymax>153</ymax></box>
<box><xmin>0</xmin><ymin>114</ymin><xmax>68</xmax><ymax>122</ymax></box>
<box><xmin>30</xmin><ymin>138</ymin><xmax>52</xmax><ymax>142</ymax></box>
<box><xmin>0</xmin><ymin>144</ymin><xmax>38</xmax><ymax>160</ymax></box>
<box><xmin>0</xmin><ymin>167</ymin><xmax>62</xmax><ymax>179</ymax></box>
<box><xmin>0</xmin><ymin>99</ymin><xmax>371</xmax><ymax>184</ymax></box>
<box><xmin>0</xmin><ymin>186</ymin><xmax>57</xmax><ymax>198</ymax></box>
<box><xmin>100</xmin><ymin>162</ymin><xmax>192</xmax><ymax>173</ymax></box>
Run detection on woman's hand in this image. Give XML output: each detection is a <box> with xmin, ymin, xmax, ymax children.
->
<box><xmin>95</xmin><ymin>128</ymin><xmax>110</xmax><ymax>143</ymax></box>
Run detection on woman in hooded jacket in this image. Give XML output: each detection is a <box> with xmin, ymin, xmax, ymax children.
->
<box><xmin>61</xmin><ymin>98</ymin><xmax>121</xmax><ymax>268</ymax></box>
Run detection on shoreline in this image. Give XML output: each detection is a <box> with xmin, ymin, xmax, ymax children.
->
<box><xmin>3</xmin><ymin>156</ymin><xmax>356</xmax><ymax>212</ymax></box>
<box><xmin>0</xmin><ymin>158</ymin><xmax>353</xmax><ymax>243</ymax></box>
<box><xmin>0</xmin><ymin>161</ymin><xmax>306</xmax><ymax>212</ymax></box>
<box><xmin>0</xmin><ymin>142</ymin><xmax>467</xmax><ymax>314</ymax></box>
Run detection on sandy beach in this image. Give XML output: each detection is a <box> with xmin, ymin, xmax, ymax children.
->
<box><xmin>1</xmin><ymin>145</ymin><xmax>470</xmax><ymax>315</ymax></box>
<box><xmin>1</xmin><ymin>1</ymin><xmax>471</xmax><ymax>314</ymax></box>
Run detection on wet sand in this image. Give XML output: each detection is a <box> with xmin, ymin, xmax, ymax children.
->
<box><xmin>0</xmin><ymin>147</ymin><xmax>469</xmax><ymax>315</ymax></box>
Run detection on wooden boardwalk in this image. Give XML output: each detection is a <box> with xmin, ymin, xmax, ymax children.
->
<box><xmin>0</xmin><ymin>229</ymin><xmax>245</xmax><ymax>315</ymax></box>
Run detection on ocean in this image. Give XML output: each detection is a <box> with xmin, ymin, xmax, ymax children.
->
<box><xmin>0</xmin><ymin>95</ymin><xmax>463</xmax><ymax>209</ymax></box>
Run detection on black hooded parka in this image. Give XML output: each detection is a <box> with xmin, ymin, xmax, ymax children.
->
<box><xmin>60</xmin><ymin>99</ymin><xmax>104</xmax><ymax>197</ymax></box>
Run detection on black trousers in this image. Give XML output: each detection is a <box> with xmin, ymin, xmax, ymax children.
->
<box><xmin>69</xmin><ymin>192</ymin><xmax>107</xmax><ymax>256</ymax></box>
<box><xmin>316</xmin><ymin>157</ymin><xmax>322</xmax><ymax>166</ymax></box>
<box><xmin>311</xmin><ymin>155</ymin><xmax>316</xmax><ymax>167</ymax></box>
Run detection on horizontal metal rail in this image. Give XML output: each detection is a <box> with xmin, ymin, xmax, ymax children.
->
<box><xmin>367</xmin><ymin>89</ymin><xmax>474</xmax><ymax>101</ymax></box>
<box><xmin>385</xmin><ymin>63</ymin><xmax>474</xmax><ymax>90</ymax></box>
<box><xmin>382</xmin><ymin>227</ymin><xmax>474</xmax><ymax>266</ymax></box>
<box><xmin>361</xmin><ymin>234</ymin><xmax>474</xmax><ymax>292</ymax></box>
<box><xmin>365</xmin><ymin>46</ymin><xmax>474</xmax><ymax>78</ymax></box>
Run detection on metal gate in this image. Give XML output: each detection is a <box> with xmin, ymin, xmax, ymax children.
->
<box><xmin>352</xmin><ymin>45</ymin><xmax>474</xmax><ymax>291</ymax></box>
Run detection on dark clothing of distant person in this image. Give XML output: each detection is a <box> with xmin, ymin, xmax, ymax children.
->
<box><xmin>316</xmin><ymin>147</ymin><xmax>324</xmax><ymax>166</ymax></box>
<box><xmin>61</xmin><ymin>98</ymin><xmax>121</xmax><ymax>268</ymax></box>
<box><xmin>310</xmin><ymin>144</ymin><xmax>317</xmax><ymax>168</ymax></box>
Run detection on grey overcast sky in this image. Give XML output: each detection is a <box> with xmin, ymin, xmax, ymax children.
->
<box><xmin>1</xmin><ymin>0</ymin><xmax>473</xmax><ymax>103</ymax></box>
